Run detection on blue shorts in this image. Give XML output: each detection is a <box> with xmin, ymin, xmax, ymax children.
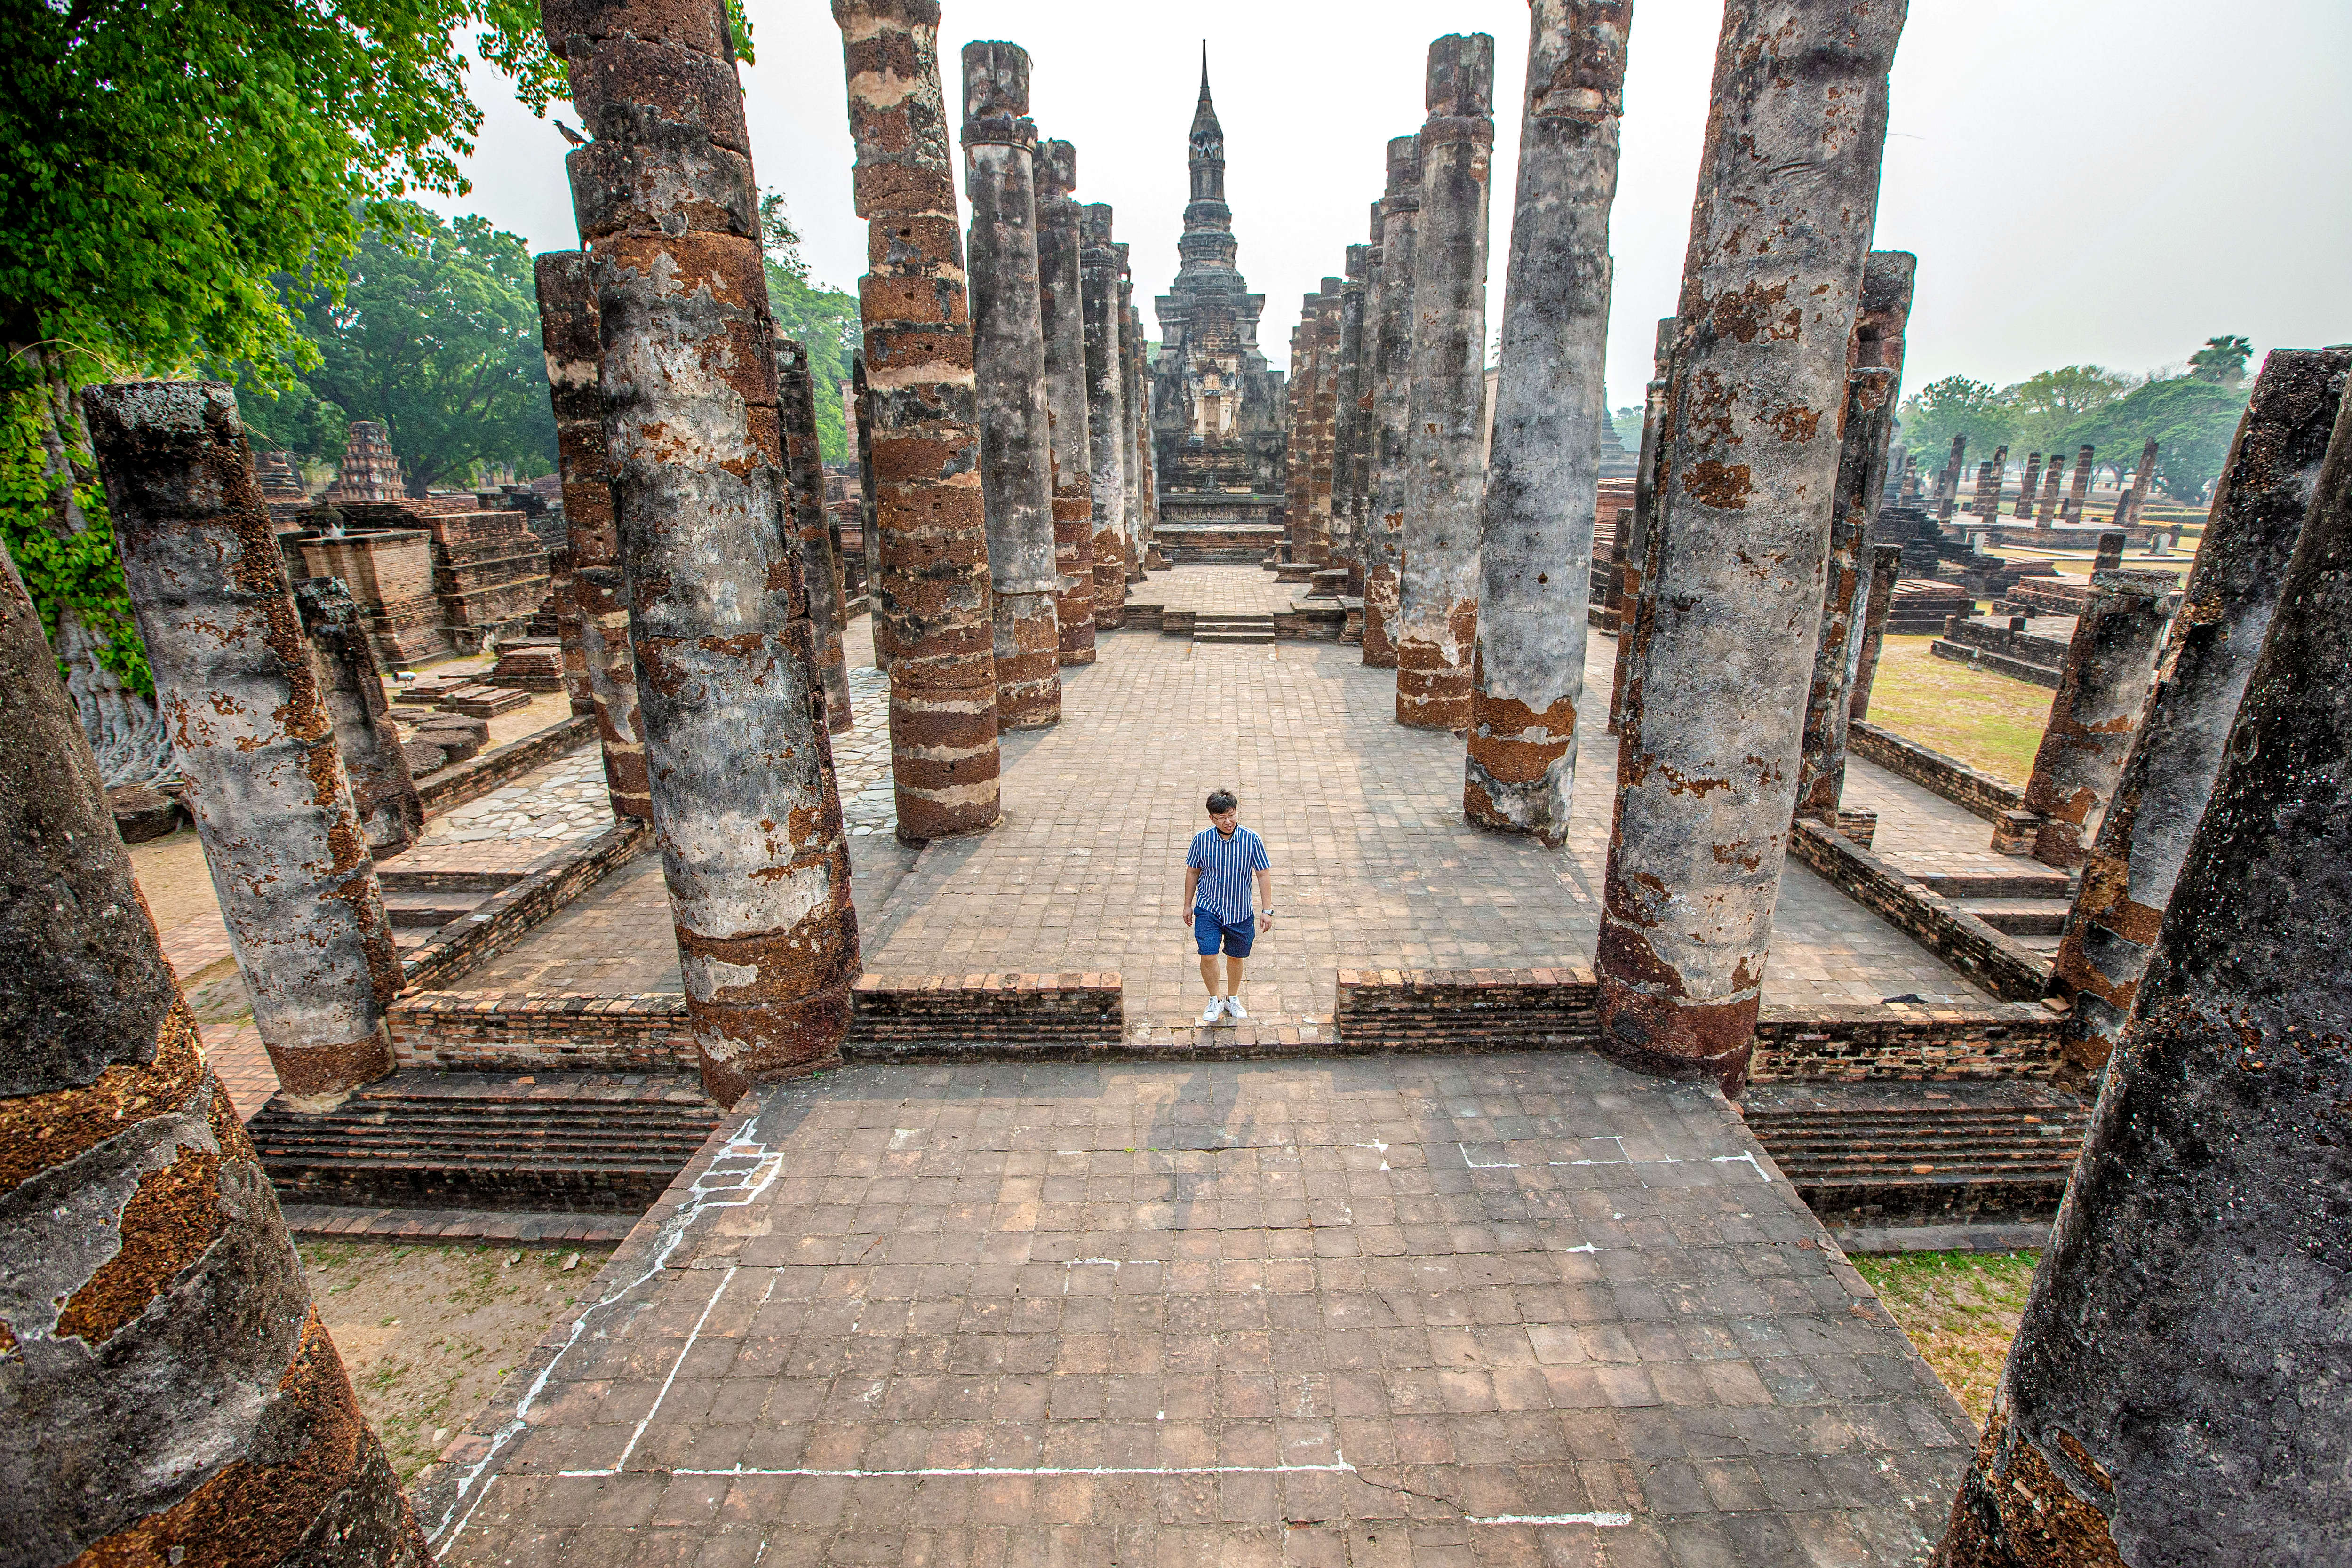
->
<box><xmin>1194</xmin><ymin>908</ymin><xmax>1256</xmax><ymax>957</ymax></box>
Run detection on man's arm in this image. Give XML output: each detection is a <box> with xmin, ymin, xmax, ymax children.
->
<box><xmin>1255</xmin><ymin>867</ymin><xmax>1273</xmax><ymax>925</ymax></box>
<box><xmin>1181</xmin><ymin>865</ymin><xmax>1200</xmax><ymax>928</ymax></box>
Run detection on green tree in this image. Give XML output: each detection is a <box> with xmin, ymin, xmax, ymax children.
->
<box><xmin>1898</xmin><ymin>376</ymin><xmax>2010</xmax><ymax>467</ymax></box>
<box><xmin>760</xmin><ymin>191</ymin><xmax>860</xmax><ymax>463</ymax></box>
<box><xmin>2188</xmin><ymin>334</ymin><xmax>2253</xmax><ymax>388</ymax></box>
<box><xmin>2001</xmin><ymin>364</ymin><xmax>2131</xmax><ymax>454</ymax></box>
<box><xmin>269</xmin><ymin>203</ymin><xmax>556</xmax><ymax>493</ymax></box>
<box><xmin>2060</xmin><ymin>375</ymin><xmax>2249</xmax><ymax>503</ymax></box>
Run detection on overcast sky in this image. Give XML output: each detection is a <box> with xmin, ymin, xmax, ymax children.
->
<box><xmin>431</xmin><ymin>0</ymin><xmax>2351</xmax><ymax>410</ymax></box>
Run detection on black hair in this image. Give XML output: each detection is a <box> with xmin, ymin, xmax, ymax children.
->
<box><xmin>1205</xmin><ymin>788</ymin><xmax>1237</xmax><ymax>815</ymax></box>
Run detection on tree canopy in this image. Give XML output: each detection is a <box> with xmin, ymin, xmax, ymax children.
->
<box><xmin>2057</xmin><ymin>375</ymin><xmax>2249</xmax><ymax>502</ymax></box>
<box><xmin>761</xmin><ymin>192</ymin><xmax>860</xmax><ymax>464</ymax></box>
<box><xmin>1898</xmin><ymin>376</ymin><xmax>2011</xmax><ymax>466</ymax></box>
<box><xmin>246</xmin><ymin>202</ymin><xmax>556</xmax><ymax>492</ymax></box>
<box><xmin>2001</xmin><ymin>365</ymin><xmax>2131</xmax><ymax>454</ymax></box>
<box><xmin>2188</xmin><ymin>335</ymin><xmax>2253</xmax><ymax>388</ymax></box>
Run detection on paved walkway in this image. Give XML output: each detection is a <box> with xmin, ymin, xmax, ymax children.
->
<box><xmin>422</xmin><ymin>1053</ymin><xmax>1974</xmax><ymax>1566</ymax></box>
<box><xmin>475</xmin><ymin>585</ymin><xmax>2004</xmax><ymax>1019</ymax></box>
<box><xmin>1142</xmin><ymin>564</ymin><xmax>1306</xmax><ymax>616</ymax></box>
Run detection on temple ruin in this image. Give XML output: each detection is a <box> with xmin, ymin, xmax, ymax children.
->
<box><xmin>8</xmin><ymin>1</ymin><xmax>2341</xmax><ymax>1563</ymax></box>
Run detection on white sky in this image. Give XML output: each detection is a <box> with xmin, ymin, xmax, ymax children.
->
<box><xmin>431</xmin><ymin>0</ymin><xmax>2352</xmax><ymax>409</ymax></box>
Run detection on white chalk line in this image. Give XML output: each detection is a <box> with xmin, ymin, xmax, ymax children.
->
<box><xmin>1458</xmin><ymin>1137</ymin><xmax>1773</xmax><ymax>1183</ymax></box>
<box><xmin>645</xmin><ymin>1459</ymin><xmax>1361</xmax><ymax>1480</ymax></box>
<box><xmin>1466</xmin><ymin>1512</ymin><xmax>1635</xmax><ymax>1528</ymax></box>
<box><xmin>429</xmin><ymin>1118</ymin><xmax>789</xmax><ymax>1550</ymax></box>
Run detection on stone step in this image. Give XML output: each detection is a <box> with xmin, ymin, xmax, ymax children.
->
<box><xmin>247</xmin><ymin>1070</ymin><xmax>722</xmax><ymax>1213</ymax></box>
<box><xmin>1742</xmin><ymin>1080</ymin><xmax>2089</xmax><ymax>1228</ymax></box>
<box><xmin>1954</xmin><ymin>898</ymin><xmax>2072</xmax><ymax>935</ymax></box>
<box><xmin>380</xmin><ymin>890</ymin><xmax>489</xmax><ymax>930</ymax></box>
<box><xmin>1916</xmin><ymin>871</ymin><xmax>2073</xmax><ymax>899</ymax></box>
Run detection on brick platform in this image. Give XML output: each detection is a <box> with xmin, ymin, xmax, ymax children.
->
<box><xmin>417</xmin><ymin>1053</ymin><xmax>1974</xmax><ymax>1565</ymax></box>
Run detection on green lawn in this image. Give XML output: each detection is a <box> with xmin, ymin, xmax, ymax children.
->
<box><xmin>1862</xmin><ymin>635</ymin><xmax>2052</xmax><ymax>785</ymax></box>
<box><xmin>1851</xmin><ymin>1249</ymin><xmax>2040</xmax><ymax>1425</ymax></box>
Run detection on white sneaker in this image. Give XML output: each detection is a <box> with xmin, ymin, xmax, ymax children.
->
<box><xmin>1224</xmin><ymin>997</ymin><xmax>1249</xmax><ymax>1021</ymax></box>
<box><xmin>1199</xmin><ymin>998</ymin><xmax>1228</xmax><ymax>1026</ymax></box>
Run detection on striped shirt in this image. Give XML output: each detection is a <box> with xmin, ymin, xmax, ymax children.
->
<box><xmin>1187</xmin><ymin>825</ymin><xmax>1269</xmax><ymax>924</ymax></box>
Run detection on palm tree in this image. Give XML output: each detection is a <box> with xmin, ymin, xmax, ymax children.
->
<box><xmin>2188</xmin><ymin>335</ymin><xmax>2253</xmax><ymax>388</ymax></box>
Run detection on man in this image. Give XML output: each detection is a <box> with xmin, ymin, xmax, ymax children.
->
<box><xmin>1182</xmin><ymin>788</ymin><xmax>1273</xmax><ymax>1026</ymax></box>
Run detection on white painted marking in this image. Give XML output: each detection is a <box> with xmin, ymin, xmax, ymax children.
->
<box><xmin>1466</xmin><ymin>1512</ymin><xmax>1634</xmax><ymax>1528</ymax></box>
<box><xmin>668</xmin><ymin>1460</ymin><xmax>1356</xmax><ymax>1480</ymax></box>
<box><xmin>1459</xmin><ymin>1143</ymin><xmax>1521</xmax><ymax>1169</ymax></box>
<box><xmin>1713</xmin><ymin>1151</ymin><xmax>1774</xmax><ymax>1182</ymax></box>
<box><xmin>560</xmin><ymin>1265</ymin><xmax>737</xmax><ymax>1478</ymax></box>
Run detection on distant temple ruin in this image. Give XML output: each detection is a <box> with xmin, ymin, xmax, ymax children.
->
<box><xmin>1149</xmin><ymin>52</ymin><xmax>1287</xmax><ymax>561</ymax></box>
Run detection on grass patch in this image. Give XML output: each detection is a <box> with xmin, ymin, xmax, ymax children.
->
<box><xmin>1851</xmin><ymin>1249</ymin><xmax>2039</xmax><ymax>1425</ymax></box>
<box><xmin>302</xmin><ymin>1240</ymin><xmax>614</xmax><ymax>1481</ymax></box>
<box><xmin>1863</xmin><ymin>636</ymin><xmax>2051</xmax><ymax>785</ymax></box>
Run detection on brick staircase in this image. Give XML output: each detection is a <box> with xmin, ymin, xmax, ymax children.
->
<box><xmin>1194</xmin><ymin>613</ymin><xmax>1276</xmax><ymax>645</ymax></box>
<box><xmin>247</xmin><ymin>1070</ymin><xmax>722</xmax><ymax>1213</ymax></box>
<box><xmin>1742</xmin><ymin>1079</ymin><xmax>2089</xmax><ymax>1228</ymax></box>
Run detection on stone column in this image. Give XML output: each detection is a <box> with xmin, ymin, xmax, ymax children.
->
<box><xmin>1036</xmin><ymin>136</ymin><xmax>1098</xmax><ymax>666</ymax></box>
<box><xmin>1610</xmin><ymin>316</ymin><xmax>1676</xmax><ymax>734</ymax></box>
<box><xmin>1929</xmin><ymin>376</ymin><xmax>2352</xmax><ymax>1568</ymax></box>
<box><xmin>0</xmin><ymin>546</ymin><xmax>429</xmax><ymax>1568</ymax></box>
<box><xmin>837</xmin><ymin>0</ymin><xmax>1001</xmax><ymax>839</ymax></box>
<box><xmin>2035</xmin><ymin>447</ymin><xmax>2065</xmax><ymax>526</ymax></box>
<box><xmin>1306</xmin><ymin>279</ymin><xmax>1343</xmax><ymax>567</ymax></box>
<box><xmin>533</xmin><ymin>251</ymin><xmax>653</xmax><ymax>821</ymax></box>
<box><xmin>292</xmin><ymin>576</ymin><xmax>423</xmax><ymax>857</ymax></box>
<box><xmin>1132</xmin><ymin>304</ymin><xmax>1160</xmax><ymax>566</ymax></box>
<box><xmin>1080</xmin><ymin>203</ymin><xmax>1131</xmax><ymax>621</ymax></box>
<box><xmin>2092</xmin><ymin>529</ymin><xmax>2126</xmax><ymax>573</ymax></box>
<box><xmin>1848</xmin><ymin>542</ymin><xmax>1904</xmax><ymax>722</ymax></box>
<box><xmin>1996</xmin><ymin>570</ymin><xmax>2170</xmax><ymax>868</ymax></box>
<box><xmin>1793</xmin><ymin>372</ymin><xmax>1895</xmax><ymax>823</ymax></box>
<box><xmin>961</xmin><ymin>41</ymin><xmax>1060</xmax><ymax>729</ymax></box>
<box><xmin>562</xmin><ymin>0</ymin><xmax>860</xmax><ymax>1101</ymax></box>
<box><xmin>2015</xmin><ymin>451</ymin><xmax>2043</xmax><ymax>517</ymax></box>
<box><xmin>1936</xmin><ymin>433</ymin><xmax>1966</xmax><ymax>522</ymax></box>
<box><xmin>1116</xmin><ymin>251</ymin><xmax>1148</xmax><ymax>579</ymax></box>
<box><xmin>1595</xmin><ymin>0</ymin><xmax>1904</xmax><ymax>1091</ymax></box>
<box><xmin>2063</xmin><ymin>442</ymin><xmax>2096</xmax><ymax>522</ymax></box>
<box><xmin>1395</xmin><ymin>34</ymin><xmax>1497</xmax><ymax>732</ymax></box>
<box><xmin>1465</xmin><ymin>0</ymin><xmax>1628</xmax><ymax>842</ymax></box>
<box><xmin>1331</xmin><ymin>248</ymin><xmax>1371</xmax><ymax>584</ymax></box>
<box><xmin>1347</xmin><ymin>203</ymin><xmax>1385</xmax><ymax>595</ymax></box>
<box><xmin>777</xmin><ymin>334</ymin><xmax>853</xmax><ymax>732</ymax></box>
<box><xmin>2047</xmin><ymin>349</ymin><xmax>2347</xmax><ymax>1083</ymax></box>
<box><xmin>2121</xmin><ymin>435</ymin><xmax>2159</xmax><ymax>528</ymax></box>
<box><xmin>1363</xmin><ymin>134</ymin><xmax>1422</xmax><ymax>665</ymax></box>
<box><xmin>1286</xmin><ymin>293</ymin><xmax>1324</xmax><ymax>566</ymax></box>
<box><xmin>551</xmin><ymin>545</ymin><xmax>592</xmax><ymax>714</ymax></box>
<box><xmin>89</xmin><ymin>382</ymin><xmax>399</xmax><ymax>1111</ymax></box>
<box><xmin>851</xmin><ymin>352</ymin><xmax>887</xmax><ymax>669</ymax></box>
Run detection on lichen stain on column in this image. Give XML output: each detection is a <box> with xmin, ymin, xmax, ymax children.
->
<box><xmin>1595</xmin><ymin>0</ymin><xmax>1906</xmax><ymax>1092</ymax></box>
<box><xmin>1395</xmin><ymin>35</ymin><xmax>1496</xmax><ymax>732</ymax></box>
<box><xmin>1466</xmin><ymin>0</ymin><xmax>1630</xmax><ymax>844</ymax></box>
<box><xmin>835</xmin><ymin>0</ymin><xmax>1001</xmax><ymax>841</ymax></box>
<box><xmin>90</xmin><ymin>380</ymin><xmax>400</xmax><ymax>1112</ymax></box>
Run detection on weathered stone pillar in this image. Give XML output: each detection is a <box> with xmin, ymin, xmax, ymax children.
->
<box><xmin>1937</xmin><ymin>433</ymin><xmax>1965</xmax><ymax>522</ymax></box>
<box><xmin>2047</xmin><ymin>349</ymin><xmax>2347</xmax><ymax>1083</ymax></box>
<box><xmin>1929</xmin><ymin>375</ymin><xmax>2352</xmax><ymax>1568</ymax></box>
<box><xmin>1346</xmin><ymin>203</ymin><xmax>1385</xmax><ymax>594</ymax></box>
<box><xmin>1792</xmin><ymin>374</ymin><xmax>1894</xmax><ymax>823</ymax></box>
<box><xmin>1465</xmin><ymin>0</ymin><xmax>1628</xmax><ymax>842</ymax></box>
<box><xmin>837</xmin><ymin>0</ymin><xmax>1000</xmax><ymax>839</ymax></box>
<box><xmin>1996</xmin><ymin>570</ymin><xmax>2170</xmax><ymax>868</ymax></box>
<box><xmin>1036</xmin><ymin>136</ymin><xmax>1097</xmax><ymax>666</ymax></box>
<box><xmin>1595</xmin><ymin>0</ymin><xmax>1904</xmax><ymax>1091</ymax></box>
<box><xmin>1848</xmin><ymin>542</ymin><xmax>1904</xmax><ymax>722</ymax></box>
<box><xmin>1116</xmin><ymin>251</ymin><xmax>1147</xmax><ymax>579</ymax></box>
<box><xmin>90</xmin><ymin>382</ymin><xmax>400</xmax><ymax>1111</ymax></box>
<box><xmin>0</xmin><ymin>545</ymin><xmax>430</xmax><ymax>1568</ymax></box>
<box><xmin>1330</xmin><ymin>248</ymin><xmax>1371</xmax><ymax>584</ymax></box>
<box><xmin>2063</xmin><ymin>442</ymin><xmax>2096</xmax><ymax>522</ymax></box>
<box><xmin>1363</xmin><ymin>134</ymin><xmax>1422</xmax><ymax>665</ymax></box>
<box><xmin>533</xmin><ymin>250</ymin><xmax>653</xmax><ymax>822</ymax></box>
<box><xmin>2092</xmin><ymin>529</ymin><xmax>2126</xmax><ymax>573</ymax></box>
<box><xmin>1080</xmin><ymin>203</ymin><xmax>1131</xmax><ymax>623</ymax></box>
<box><xmin>961</xmin><ymin>41</ymin><xmax>1060</xmax><ymax>729</ymax></box>
<box><xmin>777</xmin><ymin>334</ymin><xmax>853</xmax><ymax>732</ymax></box>
<box><xmin>851</xmin><ymin>352</ymin><xmax>886</xmax><ymax>669</ymax></box>
<box><xmin>1285</xmin><ymin>293</ymin><xmax>1324</xmax><ymax>566</ymax></box>
<box><xmin>1395</xmin><ymin>34</ymin><xmax>1496</xmax><ymax>732</ymax></box>
<box><xmin>551</xmin><ymin>545</ymin><xmax>592</xmax><ymax>714</ymax></box>
<box><xmin>1306</xmin><ymin>279</ymin><xmax>1343</xmax><ymax>567</ymax></box>
<box><xmin>1131</xmin><ymin>302</ymin><xmax>1160</xmax><ymax>566</ymax></box>
<box><xmin>561</xmin><ymin>0</ymin><xmax>860</xmax><ymax>1101</ymax></box>
<box><xmin>2033</xmin><ymin>449</ymin><xmax>2064</xmax><ymax>525</ymax></box>
<box><xmin>292</xmin><ymin>576</ymin><xmax>423</xmax><ymax>857</ymax></box>
<box><xmin>2122</xmin><ymin>434</ymin><xmax>2158</xmax><ymax>528</ymax></box>
<box><xmin>1610</xmin><ymin>316</ymin><xmax>1675</xmax><ymax>734</ymax></box>
<box><xmin>2014</xmin><ymin>452</ymin><xmax>2043</xmax><ymax>517</ymax></box>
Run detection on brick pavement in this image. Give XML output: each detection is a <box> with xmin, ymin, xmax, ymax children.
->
<box><xmin>421</xmin><ymin>1053</ymin><xmax>1975</xmax><ymax>1566</ymax></box>
<box><xmin>1839</xmin><ymin>767</ymin><xmax>2028</xmax><ymax>883</ymax></box>
<box><xmin>1140</xmin><ymin>564</ymin><xmax>1303</xmax><ymax>616</ymax></box>
<box><xmin>471</xmin><ymin>587</ymin><xmax>2009</xmax><ymax>1018</ymax></box>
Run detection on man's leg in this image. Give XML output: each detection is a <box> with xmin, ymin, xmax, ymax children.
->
<box><xmin>1225</xmin><ymin>954</ymin><xmax>1245</xmax><ymax>999</ymax></box>
<box><xmin>1199</xmin><ymin>955</ymin><xmax>1221</xmax><ymax>996</ymax></box>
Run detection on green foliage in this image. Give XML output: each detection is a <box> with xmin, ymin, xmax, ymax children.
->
<box><xmin>2188</xmin><ymin>334</ymin><xmax>2252</xmax><ymax>388</ymax></box>
<box><xmin>1611</xmin><ymin>405</ymin><xmax>1644</xmax><ymax>454</ymax></box>
<box><xmin>2001</xmin><ymin>364</ymin><xmax>2131</xmax><ymax>455</ymax></box>
<box><xmin>1898</xmin><ymin>376</ymin><xmax>2010</xmax><ymax>465</ymax></box>
<box><xmin>0</xmin><ymin>388</ymin><xmax>147</xmax><ymax>693</ymax></box>
<box><xmin>761</xmin><ymin>191</ymin><xmax>859</xmax><ymax>464</ymax></box>
<box><xmin>263</xmin><ymin>202</ymin><xmax>555</xmax><ymax>492</ymax></box>
<box><xmin>2059</xmin><ymin>375</ymin><xmax>2249</xmax><ymax>502</ymax></box>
